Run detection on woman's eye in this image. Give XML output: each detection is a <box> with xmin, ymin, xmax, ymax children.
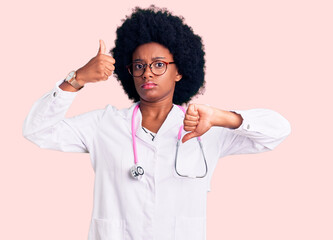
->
<box><xmin>154</xmin><ymin>62</ymin><xmax>165</xmax><ymax>68</ymax></box>
<box><xmin>134</xmin><ymin>64</ymin><xmax>143</xmax><ymax>70</ymax></box>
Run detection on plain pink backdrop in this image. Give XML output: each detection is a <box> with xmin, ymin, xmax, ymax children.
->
<box><xmin>1</xmin><ymin>0</ymin><xmax>332</xmax><ymax>239</ymax></box>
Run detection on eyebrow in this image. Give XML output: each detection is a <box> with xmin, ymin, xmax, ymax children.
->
<box><xmin>133</xmin><ymin>57</ymin><xmax>166</xmax><ymax>62</ymax></box>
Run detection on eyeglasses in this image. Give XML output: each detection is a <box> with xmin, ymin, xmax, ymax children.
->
<box><xmin>127</xmin><ymin>60</ymin><xmax>175</xmax><ymax>77</ymax></box>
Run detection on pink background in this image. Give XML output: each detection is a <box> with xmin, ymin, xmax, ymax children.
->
<box><xmin>1</xmin><ymin>0</ymin><xmax>332</xmax><ymax>239</ymax></box>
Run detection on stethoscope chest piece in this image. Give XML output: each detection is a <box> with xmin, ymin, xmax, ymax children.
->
<box><xmin>130</xmin><ymin>164</ymin><xmax>144</xmax><ymax>180</ymax></box>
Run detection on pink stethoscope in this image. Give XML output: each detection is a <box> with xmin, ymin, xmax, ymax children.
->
<box><xmin>130</xmin><ymin>103</ymin><xmax>208</xmax><ymax>180</ymax></box>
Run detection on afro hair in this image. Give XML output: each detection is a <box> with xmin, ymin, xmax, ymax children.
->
<box><xmin>111</xmin><ymin>5</ymin><xmax>206</xmax><ymax>105</ymax></box>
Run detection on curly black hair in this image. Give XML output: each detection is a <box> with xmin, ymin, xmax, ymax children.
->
<box><xmin>111</xmin><ymin>5</ymin><xmax>206</xmax><ymax>105</ymax></box>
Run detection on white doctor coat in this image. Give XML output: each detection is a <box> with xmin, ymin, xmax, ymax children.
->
<box><xmin>23</xmin><ymin>81</ymin><xmax>291</xmax><ymax>240</ymax></box>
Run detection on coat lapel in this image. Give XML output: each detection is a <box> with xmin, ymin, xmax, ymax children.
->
<box><xmin>154</xmin><ymin>105</ymin><xmax>185</xmax><ymax>141</ymax></box>
<box><xmin>124</xmin><ymin>102</ymin><xmax>185</xmax><ymax>146</ymax></box>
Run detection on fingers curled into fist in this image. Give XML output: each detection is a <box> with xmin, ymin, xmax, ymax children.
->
<box><xmin>182</xmin><ymin>104</ymin><xmax>214</xmax><ymax>143</ymax></box>
<box><xmin>183</xmin><ymin>104</ymin><xmax>199</xmax><ymax>132</ymax></box>
<box><xmin>95</xmin><ymin>39</ymin><xmax>115</xmax><ymax>80</ymax></box>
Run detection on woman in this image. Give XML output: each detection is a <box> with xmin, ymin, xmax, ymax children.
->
<box><xmin>23</xmin><ymin>6</ymin><xmax>291</xmax><ymax>240</ymax></box>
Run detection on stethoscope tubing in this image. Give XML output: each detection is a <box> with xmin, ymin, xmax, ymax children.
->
<box><xmin>174</xmin><ymin>138</ymin><xmax>208</xmax><ymax>178</ymax></box>
<box><xmin>131</xmin><ymin>103</ymin><xmax>208</xmax><ymax>179</ymax></box>
<box><xmin>131</xmin><ymin>103</ymin><xmax>140</xmax><ymax>165</ymax></box>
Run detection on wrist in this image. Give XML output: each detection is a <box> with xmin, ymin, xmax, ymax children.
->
<box><xmin>211</xmin><ymin>108</ymin><xmax>225</xmax><ymax>127</ymax></box>
<box><xmin>75</xmin><ymin>69</ymin><xmax>86</xmax><ymax>86</ymax></box>
<box><xmin>211</xmin><ymin>108</ymin><xmax>243</xmax><ymax>129</ymax></box>
<box><xmin>64</xmin><ymin>70</ymin><xmax>84</xmax><ymax>90</ymax></box>
<box><xmin>59</xmin><ymin>80</ymin><xmax>80</xmax><ymax>92</ymax></box>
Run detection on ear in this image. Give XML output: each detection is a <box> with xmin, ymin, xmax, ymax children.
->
<box><xmin>175</xmin><ymin>72</ymin><xmax>182</xmax><ymax>82</ymax></box>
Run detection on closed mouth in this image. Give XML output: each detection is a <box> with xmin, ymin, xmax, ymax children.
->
<box><xmin>141</xmin><ymin>82</ymin><xmax>157</xmax><ymax>89</ymax></box>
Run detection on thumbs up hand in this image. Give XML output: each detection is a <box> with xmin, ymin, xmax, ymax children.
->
<box><xmin>75</xmin><ymin>40</ymin><xmax>115</xmax><ymax>86</ymax></box>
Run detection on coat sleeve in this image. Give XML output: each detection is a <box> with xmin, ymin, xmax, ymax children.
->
<box><xmin>217</xmin><ymin>109</ymin><xmax>291</xmax><ymax>158</ymax></box>
<box><xmin>22</xmin><ymin>80</ymin><xmax>106</xmax><ymax>153</ymax></box>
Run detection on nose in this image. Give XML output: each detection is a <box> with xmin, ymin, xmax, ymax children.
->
<box><xmin>142</xmin><ymin>65</ymin><xmax>154</xmax><ymax>79</ymax></box>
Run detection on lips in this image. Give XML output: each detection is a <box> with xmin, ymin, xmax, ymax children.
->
<box><xmin>141</xmin><ymin>82</ymin><xmax>157</xmax><ymax>89</ymax></box>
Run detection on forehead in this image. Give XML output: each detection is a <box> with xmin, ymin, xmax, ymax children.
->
<box><xmin>132</xmin><ymin>42</ymin><xmax>173</xmax><ymax>60</ymax></box>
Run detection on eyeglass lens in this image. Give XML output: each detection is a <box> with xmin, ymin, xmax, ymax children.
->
<box><xmin>129</xmin><ymin>60</ymin><xmax>167</xmax><ymax>77</ymax></box>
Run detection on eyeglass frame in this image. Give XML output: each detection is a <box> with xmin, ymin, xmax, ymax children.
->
<box><xmin>126</xmin><ymin>60</ymin><xmax>175</xmax><ymax>77</ymax></box>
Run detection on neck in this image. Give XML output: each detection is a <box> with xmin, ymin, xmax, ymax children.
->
<box><xmin>139</xmin><ymin>99</ymin><xmax>174</xmax><ymax>119</ymax></box>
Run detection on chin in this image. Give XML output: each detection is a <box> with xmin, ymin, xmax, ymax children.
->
<box><xmin>139</xmin><ymin>96</ymin><xmax>160</xmax><ymax>103</ymax></box>
<box><xmin>137</xmin><ymin>91</ymin><xmax>159</xmax><ymax>102</ymax></box>
<box><xmin>136</xmin><ymin>88</ymin><xmax>174</xmax><ymax>103</ymax></box>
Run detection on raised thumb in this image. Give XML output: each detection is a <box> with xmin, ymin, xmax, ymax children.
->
<box><xmin>98</xmin><ymin>39</ymin><xmax>106</xmax><ymax>55</ymax></box>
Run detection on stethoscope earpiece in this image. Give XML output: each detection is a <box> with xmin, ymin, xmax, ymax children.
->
<box><xmin>130</xmin><ymin>164</ymin><xmax>144</xmax><ymax>180</ymax></box>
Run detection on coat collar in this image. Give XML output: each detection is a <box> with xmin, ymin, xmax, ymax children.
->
<box><xmin>124</xmin><ymin>102</ymin><xmax>185</xmax><ymax>146</ymax></box>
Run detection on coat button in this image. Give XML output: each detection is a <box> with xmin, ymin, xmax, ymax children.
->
<box><xmin>246</xmin><ymin>124</ymin><xmax>250</xmax><ymax>130</ymax></box>
<box><xmin>53</xmin><ymin>92</ymin><xmax>57</xmax><ymax>97</ymax></box>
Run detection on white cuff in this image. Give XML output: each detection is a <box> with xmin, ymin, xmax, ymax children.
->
<box><xmin>51</xmin><ymin>79</ymin><xmax>79</xmax><ymax>100</ymax></box>
<box><xmin>230</xmin><ymin>109</ymin><xmax>291</xmax><ymax>139</ymax></box>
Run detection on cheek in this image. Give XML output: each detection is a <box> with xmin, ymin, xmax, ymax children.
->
<box><xmin>162</xmin><ymin>71</ymin><xmax>177</xmax><ymax>82</ymax></box>
<box><xmin>133</xmin><ymin>78</ymin><xmax>141</xmax><ymax>89</ymax></box>
<box><xmin>168</xmin><ymin>69</ymin><xmax>180</xmax><ymax>81</ymax></box>
<box><xmin>159</xmin><ymin>76</ymin><xmax>175</xmax><ymax>87</ymax></box>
